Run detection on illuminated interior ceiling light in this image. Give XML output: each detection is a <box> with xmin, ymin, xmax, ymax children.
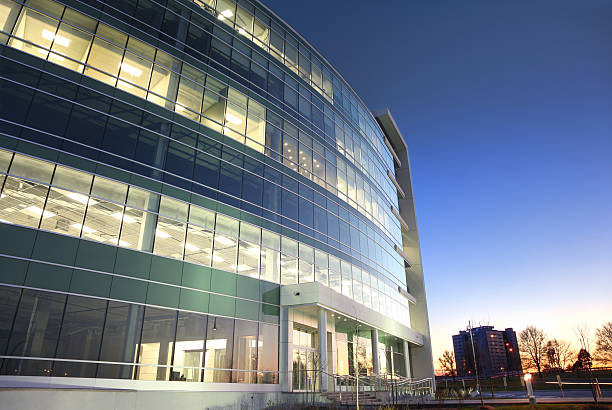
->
<box><xmin>0</xmin><ymin>193</ymin><xmax>5</xmax><ymax>198</ymax></box>
<box><xmin>175</xmin><ymin>105</ymin><xmax>185</xmax><ymax>112</ymax></box>
<box><xmin>155</xmin><ymin>229</ymin><xmax>170</xmax><ymax>239</ymax></box>
<box><xmin>184</xmin><ymin>242</ymin><xmax>199</xmax><ymax>251</ymax></box>
<box><xmin>238</xmin><ymin>28</ymin><xmax>246</xmax><ymax>35</ymax></box>
<box><xmin>111</xmin><ymin>212</ymin><xmax>136</xmax><ymax>224</ymax></box>
<box><xmin>24</xmin><ymin>206</ymin><xmax>55</xmax><ymax>218</ymax></box>
<box><xmin>221</xmin><ymin>9</ymin><xmax>233</xmax><ymax>17</ymax></box>
<box><xmin>211</xmin><ymin>254</ymin><xmax>224</xmax><ymax>262</ymax></box>
<box><xmin>41</xmin><ymin>29</ymin><xmax>70</xmax><ymax>47</ymax></box>
<box><xmin>70</xmin><ymin>223</ymin><xmax>96</xmax><ymax>234</ymax></box>
<box><xmin>107</xmin><ymin>237</ymin><xmax>131</xmax><ymax>247</ymax></box>
<box><xmin>214</xmin><ymin>235</ymin><xmax>235</xmax><ymax>246</ymax></box>
<box><xmin>247</xmin><ymin>245</ymin><xmax>261</xmax><ymax>254</ymax></box>
<box><xmin>48</xmin><ymin>53</ymin><xmax>65</xmax><ymax>62</ymax></box>
<box><xmin>235</xmin><ymin>264</ymin><xmax>251</xmax><ymax>272</ymax></box>
<box><xmin>65</xmin><ymin>191</ymin><xmax>95</xmax><ymax>205</ymax></box>
<box><xmin>224</xmin><ymin>112</ymin><xmax>242</xmax><ymax>125</ymax></box>
<box><xmin>119</xmin><ymin>62</ymin><xmax>143</xmax><ymax>77</ymax></box>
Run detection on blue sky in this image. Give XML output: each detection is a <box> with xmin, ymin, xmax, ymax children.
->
<box><xmin>262</xmin><ymin>0</ymin><xmax>612</xmax><ymax>363</ymax></box>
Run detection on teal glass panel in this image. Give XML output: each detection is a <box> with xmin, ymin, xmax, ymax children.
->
<box><xmin>181</xmin><ymin>262</ymin><xmax>211</xmax><ymax>291</ymax></box>
<box><xmin>208</xmin><ymin>294</ymin><xmax>235</xmax><ymax>317</ymax></box>
<box><xmin>114</xmin><ymin>247</ymin><xmax>151</xmax><ymax>279</ymax></box>
<box><xmin>210</xmin><ymin>268</ymin><xmax>236</xmax><ymax>296</ymax></box>
<box><xmin>31</xmin><ymin>231</ymin><xmax>79</xmax><ymax>265</ymax></box>
<box><xmin>110</xmin><ymin>276</ymin><xmax>148</xmax><ymax>303</ymax></box>
<box><xmin>149</xmin><ymin>255</ymin><xmax>182</xmax><ymax>285</ymax></box>
<box><xmin>178</xmin><ymin>288</ymin><xmax>209</xmax><ymax>313</ymax></box>
<box><xmin>69</xmin><ymin>269</ymin><xmax>112</xmax><ymax>298</ymax></box>
<box><xmin>25</xmin><ymin>262</ymin><xmax>72</xmax><ymax>291</ymax></box>
<box><xmin>75</xmin><ymin>240</ymin><xmax>117</xmax><ymax>272</ymax></box>
<box><xmin>146</xmin><ymin>282</ymin><xmax>180</xmax><ymax>308</ymax></box>
<box><xmin>0</xmin><ymin>256</ymin><xmax>28</xmax><ymax>285</ymax></box>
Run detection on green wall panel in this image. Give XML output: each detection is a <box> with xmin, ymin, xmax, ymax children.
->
<box><xmin>150</xmin><ymin>255</ymin><xmax>182</xmax><ymax>285</ymax></box>
<box><xmin>25</xmin><ymin>262</ymin><xmax>72</xmax><ymax>291</ymax></box>
<box><xmin>31</xmin><ymin>231</ymin><xmax>78</xmax><ymax>265</ymax></box>
<box><xmin>0</xmin><ymin>256</ymin><xmax>28</xmax><ymax>285</ymax></box>
<box><xmin>114</xmin><ymin>248</ymin><xmax>151</xmax><ymax>279</ymax></box>
<box><xmin>110</xmin><ymin>276</ymin><xmax>148</xmax><ymax>303</ymax></box>
<box><xmin>178</xmin><ymin>288</ymin><xmax>209</xmax><ymax>313</ymax></box>
<box><xmin>235</xmin><ymin>299</ymin><xmax>259</xmax><ymax>321</ymax></box>
<box><xmin>0</xmin><ymin>223</ymin><xmax>36</xmax><ymax>258</ymax></box>
<box><xmin>75</xmin><ymin>240</ymin><xmax>117</xmax><ymax>272</ymax></box>
<box><xmin>70</xmin><ymin>269</ymin><xmax>112</xmax><ymax>298</ymax></box>
<box><xmin>236</xmin><ymin>275</ymin><xmax>260</xmax><ymax>301</ymax></box>
<box><xmin>181</xmin><ymin>263</ymin><xmax>211</xmax><ymax>291</ymax></box>
<box><xmin>208</xmin><ymin>294</ymin><xmax>235</xmax><ymax>317</ymax></box>
<box><xmin>210</xmin><ymin>269</ymin><xmax>236</xmax><ymax>296</ymax></box>
<box><xmin>146</xmin><ymin>282</ymin><xmax>180</xmax><ymax>308</ymax></box>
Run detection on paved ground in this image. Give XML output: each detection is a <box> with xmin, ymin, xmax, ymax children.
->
<box><xmin>434</xmin><ymin>389</ymin><xmax>612</xmax><ymax>406</ymax></box>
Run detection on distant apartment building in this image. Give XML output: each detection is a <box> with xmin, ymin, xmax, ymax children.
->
<box><xmin>453</xmin><ymin>326</ymin><xmax>522</xmax><ymax>377</ymax></box>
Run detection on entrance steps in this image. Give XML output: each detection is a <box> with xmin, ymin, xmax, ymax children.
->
<box><xmin>322</xmin><ymin>391</ymin><xmax>384</xmax><ymax>406</ymax></box>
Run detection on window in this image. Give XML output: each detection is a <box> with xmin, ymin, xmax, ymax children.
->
<box><xmin>50</xmin><ymin>9</ymin><xmax>96</xmax><ymax>73</ymax></box>
<box><xmin>9</xmin><ymin>1</ymin><xmax>63</xmax><ymax>60</ymax></box>
<box><xmin>153</xmin><ymin>197</ymin><xmax>188</xmax><ymax>259</ymax></box>
<box><xmin>280</xmin><ymin>237</ymin><xmax>297</xmax><ymax>285</ymax></box>
<box><xmin>185</xmin><ymin>206</ymin><xmax>215</xmax><ymax>266</ymax></box>
<box><xmin>257</xmin><ymin>323</ymin><xmax>278</xmax><ymax>383</ymax></box>
<box><xmin>176</xmin><ymin>66</ymin><xmax>204</xmax><ymax>121</ymax></box>
<box><xmin>6</xmin><ymin>290</ymin><xmax>66</xmax><ymax>376</ymax></box>
<box><xmin>84</xmin><ymin>24</ymin><xmax>127</xmax><ymax>86</ymax></box>
<box><xmin>204</xmin><ymin>316</ymin><xmax>234</xmax><ymax>383</ymax></box>
<box><xmin>236</xmin><ymin>222</ymin><xmax>260</xmax><ymax>278</ymax></box>
<box><xmin>148</xmin><ymin>51</ymin><xmax>181</xmax><ymax>108</ymax></box>
<box><xmin>136</xmin><ymin>307</ymin><xmax>177</xmax><ymax>381</ymax></box>
<box><xmin>54</xmin><ymin>296</ymin><xmax>106</xmax><ymax>378</ymax></box>
<box><xmin>98</xmin><ymin>302</ymin><xmax>144</xmax><ymax>379</ymax></box>
<box><xmin>232</xmin><ymin>319</ymin><xmax>257</xmax><ymax>383</ymax></box>
<box><xmin>83</xmin><ymin>177</ymin><xmax>127</xmax><ymax>246</ymax></box>
<box><xmin>172</xmin><ymin>311</ymin><xmax>207</xmax><ymax>382</ymax></box>
<box><xmin>245</xmin><ymin>98</ymin><xmax>265</xmax><ymax>153</ymax></box>
<box><xmin>212</xmin><ymin>214</ymin><xmax>238</xmax><ymax>272</ymax></box>
<box><xmin>117</xmin><ymin>38</ymin><xmax>155</xmax><ymax>97</ymax></box>
<box><xmin>260</xmin><ymin>230</ymin><xmax>280</xmax><ymax>283</ymax></box>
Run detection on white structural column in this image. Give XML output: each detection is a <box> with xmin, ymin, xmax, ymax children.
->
<box><xmin>371</xmin><ymin>329</ymin><xmax>380</xmax><ymax>375</ymax></box>
<box><xmin>279</xmin><ymin>306</ymin><xmax>292</xmax><ymax>391</ymax></box>
<box><xmin>403</xmin><ymin>340</ymin><xmax>412</xmax><ymax>378</ymax></box>
<box><xmin>317</xmin><ymin>308</ymin><xmax>328</xmax><ymax>392</ymax></box>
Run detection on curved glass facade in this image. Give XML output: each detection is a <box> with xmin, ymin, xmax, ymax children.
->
<box><xmin>0</xmin><ymin>0</ymin><xmax>432</xmax><ymax>392</ymax></box>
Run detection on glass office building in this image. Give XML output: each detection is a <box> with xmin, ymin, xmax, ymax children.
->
<box><xmin>0</xmin><ymin>0</ymin><xmax>433</xmax><ymax>404</ymax></box>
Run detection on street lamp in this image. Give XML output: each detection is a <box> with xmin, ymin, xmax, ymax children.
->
<box><xmin>524</xmin><ymin>373</ymin><xmax>536</xmax><ymax>405</ymax></box>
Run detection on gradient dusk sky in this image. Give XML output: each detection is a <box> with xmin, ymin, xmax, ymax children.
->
<box><xmin>262</xmin><ymin>0</ymin><xmax>612</xmax><ymax>365</ymax></box>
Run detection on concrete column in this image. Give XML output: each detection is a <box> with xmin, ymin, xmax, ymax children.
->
<box><xmin>279</xmin><ymin>306</ymin><xmax>293</xmax><ymax>391</ymax></box>
<box><xmin>403</xmin><ymin>340</ymin><xmax>412</xmax><ymax>378</ymax></box>
<box><xmin>371</xmin><ymin>328</ymin><xmax>380</xmax><ymax>375</ymax></box>
<box><xmin>317</xmin><ymin>308</ymin><xmax>328</xmax><ymax>392</ymax></box>
<box><xmin>137</xmin><ymin>193</ymin><xmax>160</xmax><ymax>252</ymax></box>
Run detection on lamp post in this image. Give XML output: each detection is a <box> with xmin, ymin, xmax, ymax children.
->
<box><xmin>524</xmin><ymin>373</ymin><xmax>536</xmax><ymax>405</ymax></box>
<box><xmin>467</xmin><ymin>322</ymin><xmax>483</xmax><ymax>406</ymax></box>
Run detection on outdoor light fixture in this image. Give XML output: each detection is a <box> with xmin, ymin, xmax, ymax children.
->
<box><xmin>524</xmin><ymin>373</ymin><xmax>536</xmax><ymax>405</ymax></box>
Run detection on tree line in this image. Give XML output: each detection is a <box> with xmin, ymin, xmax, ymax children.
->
<box><xmin>437</xmin><ymin>321</ymin><xmax>612</xmax><ymax>378</ymax></box>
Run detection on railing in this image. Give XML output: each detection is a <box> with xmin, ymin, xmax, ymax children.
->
<box><xmin>290</xmin><ymin>369</ymin><xmax>434</xmax><ymax>402</ymax></box>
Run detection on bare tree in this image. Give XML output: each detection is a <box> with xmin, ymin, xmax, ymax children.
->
<box><xmin>519</xmin><ymin>326</ymin><xmax>546</xmax><ymax>377</ymax></box>
<box><xmin>595</xmin><ymin>322</ymin><xmax>612</xmax><ymax>365</ymax></box>
<box><xmin>575</xmin><ymin>324</ymin><xmax>592</xmax><ymax>353</ymax></box>
<box><xmin>438</xmin><ymin>350</ymin><xmax>457</xmax><ymax>381</ymax></box>
<box><xmin>545</xmin><ymin>339</ymin><xmax>574</xmax><ymax>370</ymax></box>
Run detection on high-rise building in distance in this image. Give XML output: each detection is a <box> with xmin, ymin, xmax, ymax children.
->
<box><xmin>0</xmin><ymin>0</ymin><xmax>433</xmax><ymax>406</ymax></box>
<box><xmin>453</xmin><ymin>326</ymin><xmax>522</xmax><ymax>377</ymax></box>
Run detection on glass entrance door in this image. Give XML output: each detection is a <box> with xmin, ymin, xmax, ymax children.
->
<box><xmin>292</xmin><ymin>346</ymin><xmax>318</xmax><ymax>391</ymax></box>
